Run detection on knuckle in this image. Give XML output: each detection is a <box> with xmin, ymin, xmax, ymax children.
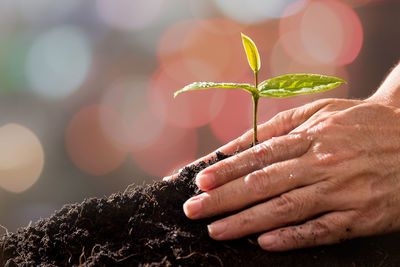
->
<box><xmin>236</xmin><ymin>210</ymin><xmax>255</xmax><ymax>229</ymax></box>
<box><xmin>276</xmin><ymin>226</ymin><xmax>310</xmax><ymax>250</ymax></box>
<box><xmin>315</xmin><ymin>180</ymin><xmax>339</xmax><ymax>195</ymax></box>
<box><xmin>309</xmin><ymin>141</ymin><xmax>338</xmax><ymax>167</ymax></box>
<box><xmin>323</xmin><ymin>117</ymin><xmax>339</xmax><ymax>129</ymax></box>
<box><xmin>251</xmin><ymin>142</ymin><xmax>271</xmax><ymax>168</ymax></box>
<box><xmin>210</xmin><ymin>190</ymin><xmax>225</xmax><ymax>210</ymax></box>
<box><xmin>306</xmin><ymin>215</ymin><xmax>351</xmax><ymax>244</ymax></box>
<box><xmin>284</xmin><ymin>216</ymin><xmax>349</xmax><ymax>249</ymax></box>
<box><xmin>302</xmin><ymin>98</ymin><xmax>335</xmax><ymax>116</ymax></box>
<box><xmin>308</xmin><ymin>118</ymin><xmax>338</xmax><ymax>136</ymax></box>
<box><xmin>272</xmin><ymin>109</ymin><xmax>291</xmax><ymax>123</ymax></box>
<box><xmin>357</xmin><ymin>205</ymin><xmax>381</xmax><ymax>227</ymax></box>
<box><xmin>313</xmin><ymin>152</ymin><xmax>336</xmax><ymax>167</ymax></box>
<box><xmin>235</xmin><ymin>130</ymin><xmax>252</xmax><ymax>151</ymax></box>
<box><xmin>314</xmin><ymin>98</ymin><xmax>336</xmax><ymax>106</ymax></box>
<box><xmin>290</xmin><ymin>105</ymin><xmax>310</xmax><ymax>122</ymax></box>
<box><xmin>244</xmin><ymin>168</ymin><xmax>271</xmax><ymax>196</ymax></box>
<box><xmin>306</xmin><ymin>220</ymin><xmax>331</xmax><ymax>243</ymax></box>
<box><xmin>285</xmin><ymin>228</ymin><xmax>306</xmax><ymax>248</ymax></box>
<box><xmin>271</xmin><ymin>194</ymin><xmax>298</xmax><ymax>217</ymax></box>
<box><xmin>216</xmin><ymin>157</ymin><xmax>236</xmax><ymax>178</ymax></box>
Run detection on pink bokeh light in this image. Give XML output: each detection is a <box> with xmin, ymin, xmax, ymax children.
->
<box><xmin>147</xmin><ymin>60</ymin><xmax>226</xmax><ymax>129</ymax></box>
<box><xmin>157</xmin><ymin>19</ymin><xmax>198</xmax><ymax>67</ymax></box>
<box><xmin>209</xmin><ymin>89</ymin><xmax>313</xmax><ymax>144</ymax></box>
<box><xmin>209</xmin><ymin>90</ymin><xmax>252</xmax><ymax>143</ymax></box>
<box><xmin>129</xmin><ymin>109</ymin><xmax>166</xmax><ymax>151</ymax></box>
<box><xmin>279</xmin><ymin>0</ymin><xmax>363</xmax><ymax>66</ymax></box>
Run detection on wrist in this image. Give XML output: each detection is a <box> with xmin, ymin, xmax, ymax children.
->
<box><xmin>366</xmin><ymin>63</ymin><xmax>400</xmax><ymax>108</ymax></box>
<box><xmin>366</xmin><ymin>92</ymin><xmax>399</xmax><ymax>107</ymax></box>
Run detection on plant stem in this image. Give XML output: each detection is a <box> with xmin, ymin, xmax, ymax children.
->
<box><xmin>252</xmin><ymin>94</ymin><xmax>259</xmax><ymax>145</ymax></box>
<box><xmin>254</xmin><ymin>70</ymin><xmax>258</xmax><ymax>89</ymax></box>
<box><xmin>253</xmin><ymin>71</ymin><xmax>259</xmax><ymax>145</ymax></box>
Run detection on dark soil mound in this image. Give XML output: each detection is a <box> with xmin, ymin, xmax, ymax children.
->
<box><xmin>1</xmin><ymin>152</ymin><xmax>400</xmax><ymax>266</ymax></box>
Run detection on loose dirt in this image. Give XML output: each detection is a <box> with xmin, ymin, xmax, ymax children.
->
<box><xmin>1</xmin><ymin>152</ymin><xmax>399</xmax><ymax>266</ymax></box>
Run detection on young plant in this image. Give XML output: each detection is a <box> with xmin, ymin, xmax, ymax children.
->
<box><xmin>174</xmin><ymin>33</ymin><xmax>346</xmax><ymax>145</ymax></box>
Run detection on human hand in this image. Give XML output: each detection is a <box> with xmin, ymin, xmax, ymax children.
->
<box><xmin>183</xmin><ymin>98</ymin><xmax>400</xmax><ymax>251</ymax></box>
<box><xmin>162</xmin><ymin>98</ymin><xmax>324</xmax><ymax>182</ymax></box>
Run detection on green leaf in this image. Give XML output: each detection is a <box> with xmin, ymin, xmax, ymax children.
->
<box><xmin>258</xmin><ymin>74</ymin><xmax>346</xmax><ymax>98</ymax></box>
<box><xmin>241</xmin><ymin>33</ymin><xmax>261</xmax><ymax>73</ymax></box>
<box><xmin>174</xmin><ymin>82</ymin><xmax>256</xmax><ymax>98</ymax></box>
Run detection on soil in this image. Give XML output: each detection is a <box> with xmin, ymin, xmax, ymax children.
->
<box><xmin>1</xmin><ymin>152</ymin><xmax>400</xmax><ymax>267</ymax></box>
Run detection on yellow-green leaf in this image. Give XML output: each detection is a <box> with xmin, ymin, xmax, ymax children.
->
<box><xmin>258</xmin><ymin>74</ymin><xmax>346</xmax><ymax>98</ymax></box>
<box><xmin>174</xmin><ymin>82</ymin><xmax>256</xmax><ymax>98</ymax></box>
<box><xmin>241</xmin><ymin>33</ymin><xmax>261</xmax><ymax>73</ymax></box>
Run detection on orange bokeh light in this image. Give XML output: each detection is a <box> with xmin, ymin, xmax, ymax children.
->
<box><xmin>0</xmin><ymin>124</ymin><xmax>44</xmax><ymax>193</ymax></box>
<box><xmin>130</xmin><ymin>125</ymin><xmax>198</xmax><ymax>177</ymax></box>
<box><xmin>181</xmin><ymin>18</ymin><xmax>247</xmax><ymax>82</ymax></box>
<box><xmin>279</xmin><ymin>0</ymin><xmax>363</xmax><ymax>66</ymax></box>
<box><xmin>157</xmin><ymin>18</ymin><xmax>250</xmax><ymax>82</ymax></box>
<box><xmin>66</xmin><ymin>105</ymin><xmax>129</xmax><ymax>176</ymax></box>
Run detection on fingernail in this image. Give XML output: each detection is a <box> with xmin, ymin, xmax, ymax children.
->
<box><xmin>196</xmin><ymin>171</ymin><xmax>215</xmax><ymax>190</ymax></box>
<box><xmin>207</xmin><ymin>221</ymin><xmax>227</xmax><ymax>239</ymax></box>
<box><xmin>258</xmin><ymin>234</ymin><xmax>276</xmax><ymax>250</ymax></box>
<box><xmin>183</xmin><ymin>195</ymin><xmax>204</xmax><ymax>219</ymax></box>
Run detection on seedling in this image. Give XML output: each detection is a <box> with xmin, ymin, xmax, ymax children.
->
<box><xmin>174</xmin><ymin>33</ymin><xmax>346</xmax><ymax>145</ymax></box>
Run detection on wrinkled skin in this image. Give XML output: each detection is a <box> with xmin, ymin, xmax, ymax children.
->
<box><xmin>181</xmin><ymin>98</ymin><xmax>400</xmax><ymax>251</ymax></box>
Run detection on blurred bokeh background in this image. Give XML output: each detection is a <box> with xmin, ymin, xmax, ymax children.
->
<box><xmin>0</xmin><ymin>0</ymin><xmax>399</xmax><ymax>232</ymax></box>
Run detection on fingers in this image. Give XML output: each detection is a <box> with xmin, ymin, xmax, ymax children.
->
<box><xmin>258</xmin><ymin>210</ymin><xmax>358</xmax><ymax>251</ymax></box>
<box><xmin>164</xmin><ymin>99</ymin><xmax>331</xmax><ymax>181</ymax></box>
<box><xmin>162</xmin><ymin>118</ymin><xmax>284</xmax><ymax>182</ymax></box>
<box><xmin>184</xmin><ymin>155</ymin><xmax>323</xmax><ymax>219</ymax></box>
<box><xmin>196</xmin><ymin>133</ymin><xmax>311</xmax><ymax>190</ymax></box>
<box><xmin>206</xmin><ymin>183</ymin><xmax>338</xmax><ymax>240</ymax></box>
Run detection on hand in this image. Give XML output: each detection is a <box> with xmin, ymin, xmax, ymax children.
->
<box><xmin>183</xmin><ymin>98</ymin><xmax>400</xmax><ymax>251</ymax></box>
<box><xmin>163</xmin><ymin>97</ymin><xmax>324</xmax><ymax>182</ymax></box>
